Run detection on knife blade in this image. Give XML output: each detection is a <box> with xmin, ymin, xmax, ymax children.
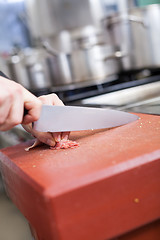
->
<box><xmin>33</xmin><ymin>105</ymin><xmax>139</xmax><ymax>132</ymax></box>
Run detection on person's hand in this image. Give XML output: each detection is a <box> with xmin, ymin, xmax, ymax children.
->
<box><xmin>23</xmin><ymin>93</ymin><xmax>70</xmax><ymax>147</ymax></box>
<box><xmin>0</xmin><ymin>76</ymin><xmax>42</xmax><ymax>131</ymax></box>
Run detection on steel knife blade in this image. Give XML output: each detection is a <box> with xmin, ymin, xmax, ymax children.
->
<box><xmin>33</xmin><ymin>105</ymin><xmax>139</xmax><ymax>132</ymax></box>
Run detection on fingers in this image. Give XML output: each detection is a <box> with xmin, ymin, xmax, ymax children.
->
<box><xmin>39</xmin><ymin>93</ymin><xmax>69</xmax><ymax>143</ymax></box>
<box><xmin>52</xmin><ymin>131</ymin><xmax>70</xmax><ymax>142</ymax></box>
<box><xmin>23</xmin><ymin>93</ymin><xmax>70</xmax><ymax>147</ymax></box>
<box><xmin>33</xmin><ymin>132</ymin><xmax>56</xmax><ymax>147</ymax></box>
<box><xmin>0</xmin><ymin>91</ymin><xmax>24</xmax><ymax>131</ymax></box>
<box><xmin>0</xmin><ymin>80</ymin><xmax>24</xmax><ymax>131</ymax></box>
<box><xmin>52</xmin><ymin>132</ymin><xmax>61</xmax><ymax>142</ymax></box>
<box><xmin>38</xmin><ymin>93</ymin><xmax>64</xmax><ymax>106</ymax></box>
<box><xmin>22</xmin><ymin>88</ymin><xmax>42</xmax><ymax>125</ymax></box>
<box><xmin>0</xmin><ymin>93</ymin><xmax>12</xmax><ymax>130</ymax></box>
<box><xmin>61</xmin><ymin>132</ymin><xmax>70</xmax><ymax>140</ymax></box>
<box><xmin>22</xmin><ymin>123</ymin><xmax>33</xmax><ymax>134</ymax></box>
<box><xmin>23</xmin><ymin>123</ymin><xmax>56</xmax><ymax>147</ymax></box>
<box><xmin>0</xmin><ymin>76</ymin><xmax>42</xmax><ymax>130</ymax></box>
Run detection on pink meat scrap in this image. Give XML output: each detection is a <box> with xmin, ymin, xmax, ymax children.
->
<box><xmin>50</xmin><ymin>139</ymin><xmax>79</xmax><ymax>150</ymax></box>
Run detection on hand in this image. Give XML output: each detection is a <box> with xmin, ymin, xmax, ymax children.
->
<box><xmin>23</xmin><ymin>93</ymin><xmax>70</xmax><ymax>147</ymax></box>
<box><xmin>0</xmin><ymin>76</ymin><xmax>42</xmax><ymax>131</ymax></box>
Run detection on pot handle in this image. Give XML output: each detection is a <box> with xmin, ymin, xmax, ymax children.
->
<box><xmin>72</xmin><ymin>36</ymin><xmax>107</xmax><ymax>50</ymax></box>
<box><xmin>95</xmin><ymin>51</ymin><xmax>127</xmax><ymax>62</ymax></box>
<box><xmin>104</xmin><ymin>14</ymin><xmax>147</xmax><ymax>28</ymax></box>
<box><xmin>102</xmin><ymin>51</ymin><xmax>127</xmax><ymax>61</ymax></box>
<box><xmin>42</xmin><ymin>40</ymin><xmax>59</xmax><ymax>57</ymax></box>
<box><xmin>128</xmin><ymin>15</ymin><xmax>147</xmax><ymax>28</ymax></box>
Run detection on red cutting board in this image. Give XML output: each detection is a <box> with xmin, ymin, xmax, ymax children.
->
<box><xmin>0</xmin><ymin>113</ymin><xmax>160</xmax><ymax>240</ymax></box>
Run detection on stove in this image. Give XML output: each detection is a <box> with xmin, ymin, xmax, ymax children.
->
<box><xmin>31</xmin><ymin>68</ymin><xmax>160</xmax><ymax>115</ymax></box>
<box><xmin>70</xmin><ymin>69</ymin><xmax>160</xmax><ymax>115</ymax></box>
<box><xmin>31</xmin><ymin>69</ymin><xmax>160</xmax><ymax>102</ymax></box>
<box><xmin>123</xmin><ymin>97</ymin><xmax>160</xmax><ymax>115</ymax></box>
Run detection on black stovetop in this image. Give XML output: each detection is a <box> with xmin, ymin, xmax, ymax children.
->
<box><xmin>32</xmin><ymin>69</ymin><xmax>160</xmax><ymax>105</ymax></box>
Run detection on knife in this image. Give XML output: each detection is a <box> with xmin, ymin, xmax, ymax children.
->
<box><xmin>33</xmin><ymin>105</ymin><xmax>139</xmax><ymax>132</ymax></box>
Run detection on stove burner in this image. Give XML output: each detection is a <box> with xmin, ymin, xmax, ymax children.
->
<box><xmin>32</xmin><ymin>68</ymin><xmax>160</xmax><ymax>104</ymax></box>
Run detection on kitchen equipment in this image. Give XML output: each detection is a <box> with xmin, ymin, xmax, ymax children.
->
<box><xmin>43</xmin><ymin>41</ymin><xmax>73</xmax><ymax>85</ymax></box>
<box><xmin>123</xmin><ymin>96</ymin><xmax>160</xmax><ymax>115</ymax></box>
<box><xmin>0</xmin><ymin>70</ymin><xmax>8</xmax><ymax>79</ymax></box>
<box><xmin>44</xmin><ymin>40</ymin><xmax>120</xmax><ymax>86</ymax></box>
<box><xmin>33</xmin><ymin>105</ymin><xmax>138</xmax><ymax>132</ymax></box>
<box><xmin>103</xmin><ymin>4</ymin><xmax>160</xmax><ymax>71</ymax></box>
<box><xmin>6</xmin><ymin>48</ymin><xmax>53</xmax><ymax>91</ymax></box>
<box><xmin>81</xmin><ymin>80</ymin><xmax>160</xmax><ymax>109</ymax></box>
<box><xmin>25</xmin><ymin>0</ymin><xmax>105</xmax><ymax>40</ymax></box>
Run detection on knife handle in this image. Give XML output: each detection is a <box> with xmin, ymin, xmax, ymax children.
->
<box><xmin>0</xmin><ymin>71</ymin><xmax>28</xmax><ymax>116</ymax></box>
<box><xmin>0</xmin><ymin>70</ymin><xmax>9</xmax><ymax>79</ymax></box>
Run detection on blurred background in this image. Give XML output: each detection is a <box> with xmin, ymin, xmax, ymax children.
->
<box><xmin>0</xmin><ymin>0</ymin><xmax>160</xmax><ymax>239</ymax></box>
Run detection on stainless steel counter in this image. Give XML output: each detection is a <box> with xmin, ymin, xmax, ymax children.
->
<box><xmin>80</xmin><ymin>81</ymin><xmax>160</xmax><ymax>115</ymax></box>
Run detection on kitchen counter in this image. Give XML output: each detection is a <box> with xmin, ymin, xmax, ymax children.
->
<box><xmin>79</xmin><ymin>81</ymin><xmax>160</xmax><ymax>113</ymax></box>
<box><xmin>0</xmin><ymin>113</ymin><xmax>160</xmax><ymax>240</ymax></box>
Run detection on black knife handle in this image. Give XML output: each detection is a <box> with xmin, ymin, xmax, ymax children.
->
<box><xmin>0</xmin><ymin>70</ymin><xmax>9</xmax><ymax>79</ymax></box>
<box><xmin>0</xmin><ymin>70</ymin><xmax>28</xmax><ymax>116</ymax></box>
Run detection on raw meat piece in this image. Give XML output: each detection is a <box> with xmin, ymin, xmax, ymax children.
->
<box><xmin>25</xmin><ymin>139</ymin><xmax>79</xmax><ymax>151</ymax></box>
<box><xmin>50</xmin><ymin>139</ymin><xmax>79</xmax><ymax>150</ymax></box>
<box><xmin>25</xmin><ymin>139</ymin><xmax>41</xmax><ymax>151</ymax></box>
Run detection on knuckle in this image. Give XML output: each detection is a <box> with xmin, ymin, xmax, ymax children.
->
<box><xmin>51</xmin><ymin>93</ymin><xmax>59</xmax><ymax>100</ymax></box>
<box><xmin>35</xmin><ymin>97</ymin><xmax>42</xmax><ymax>106</ymax></box>
<box><xmin>0</xmin><ymin>116</ymin><xmax>5</xmax><ymax>125</ymax></box>
<box><xmin>38</xmin><ymin>95</ymin><xmax>47</xmax><ymax>103</ymax></box>
<box><xmin>0</xmin><ymin>126</ymin><xmax>9</xmax><ymax>131</ymax></box>
<box><xmin>31</xmin><ymin>112</ymin><xmax>40</xmax><ymax>122</ymax></box>
<box><xmin>0</xmin><ymin>83</ymin><xmax>23</xmax><ymax>103</ymax></box>
<box><xmin>8</xmin><ymin>91</ymin><xmax>14</xmax><ymax>101</ymax></box>
<box><xmin>37</xmin><ymin>99</ymin><xmax>42</xmax><ymax>107</ymax></box>
<box><xmin>38</xmin><ymin>95</ymin><xmax>45</xmax><ymax>100</ymax></box>
<box><xmin>0</xmin><ymin>96</ymin><xmax>3</xmax><ymax>105</ymax></box>
<box><xmin>11</xmin><ymin>117</ymin><xmax>22</xmax><ymax>126</ymax></box>
<box><xmin>51</xmin><ymin>93</ymin><xmax>64</xmax><ymax>105</ymax></box>
<box><xmin>14</xmin><ymin>83</ymin><xmax>23</xmax><ymax>96</ymax></box>
<box><xmin>38</xmin><ymin>93</ymin><xmax>63</xmax><ymax>106</ymax></box>
<box><xmin>0</xmin><ymin>116</ymin><xmax>21</xmax><ymax>131</ymax></box>
<box><xmin>51</xmin><ymin>93</ymin><xmax>57</xmax><ymax>97</ymax></box>
<box><xmin>32</xmin><ymin>115</ymin><xmax>39</xmax><ymax>122</ymax></box>
<box><xmin>4</xmin><ymin>89</ymin><xmax>13</xmax><ymax>101</ymax></box>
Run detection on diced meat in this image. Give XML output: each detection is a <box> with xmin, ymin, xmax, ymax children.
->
<box><xmin>25</xmin><ymin>139</ymin><xmax>79</xmax><ymax>151</ymax></box>
<box><xmin>50</xmin><ymin>139</ymin><xmax>79</xmax><ymax>150</ymax></box>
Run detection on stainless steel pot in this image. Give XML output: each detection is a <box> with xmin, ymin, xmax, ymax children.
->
<box><xmin>43</xmin><ymin>40</ymin><xmax>120</xmax><ymax>86</ymax></box>
<box><xmin>103</xmin><ymin>4</ymin><xmax>160</xmax><ymax>71</ymax></box>
<box><xmin>7</xmin><ymin>48</ymin><xmax>53</xmax><ymax>91</ymax></box>
<box><xmin>43</xmin><ymin>41</ymin><xmax>73</xmax><ymax>86</ymax></box>
<box><xmin>70</xmin><ymin>44</ymin><xmax>120</xmax><ymax>83</ymax></box>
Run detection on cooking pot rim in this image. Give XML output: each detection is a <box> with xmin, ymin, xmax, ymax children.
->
<box><xmin>102</xmin><ymin>3</ymin><xmax>160</xmax><ymax>21</ymax></box>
